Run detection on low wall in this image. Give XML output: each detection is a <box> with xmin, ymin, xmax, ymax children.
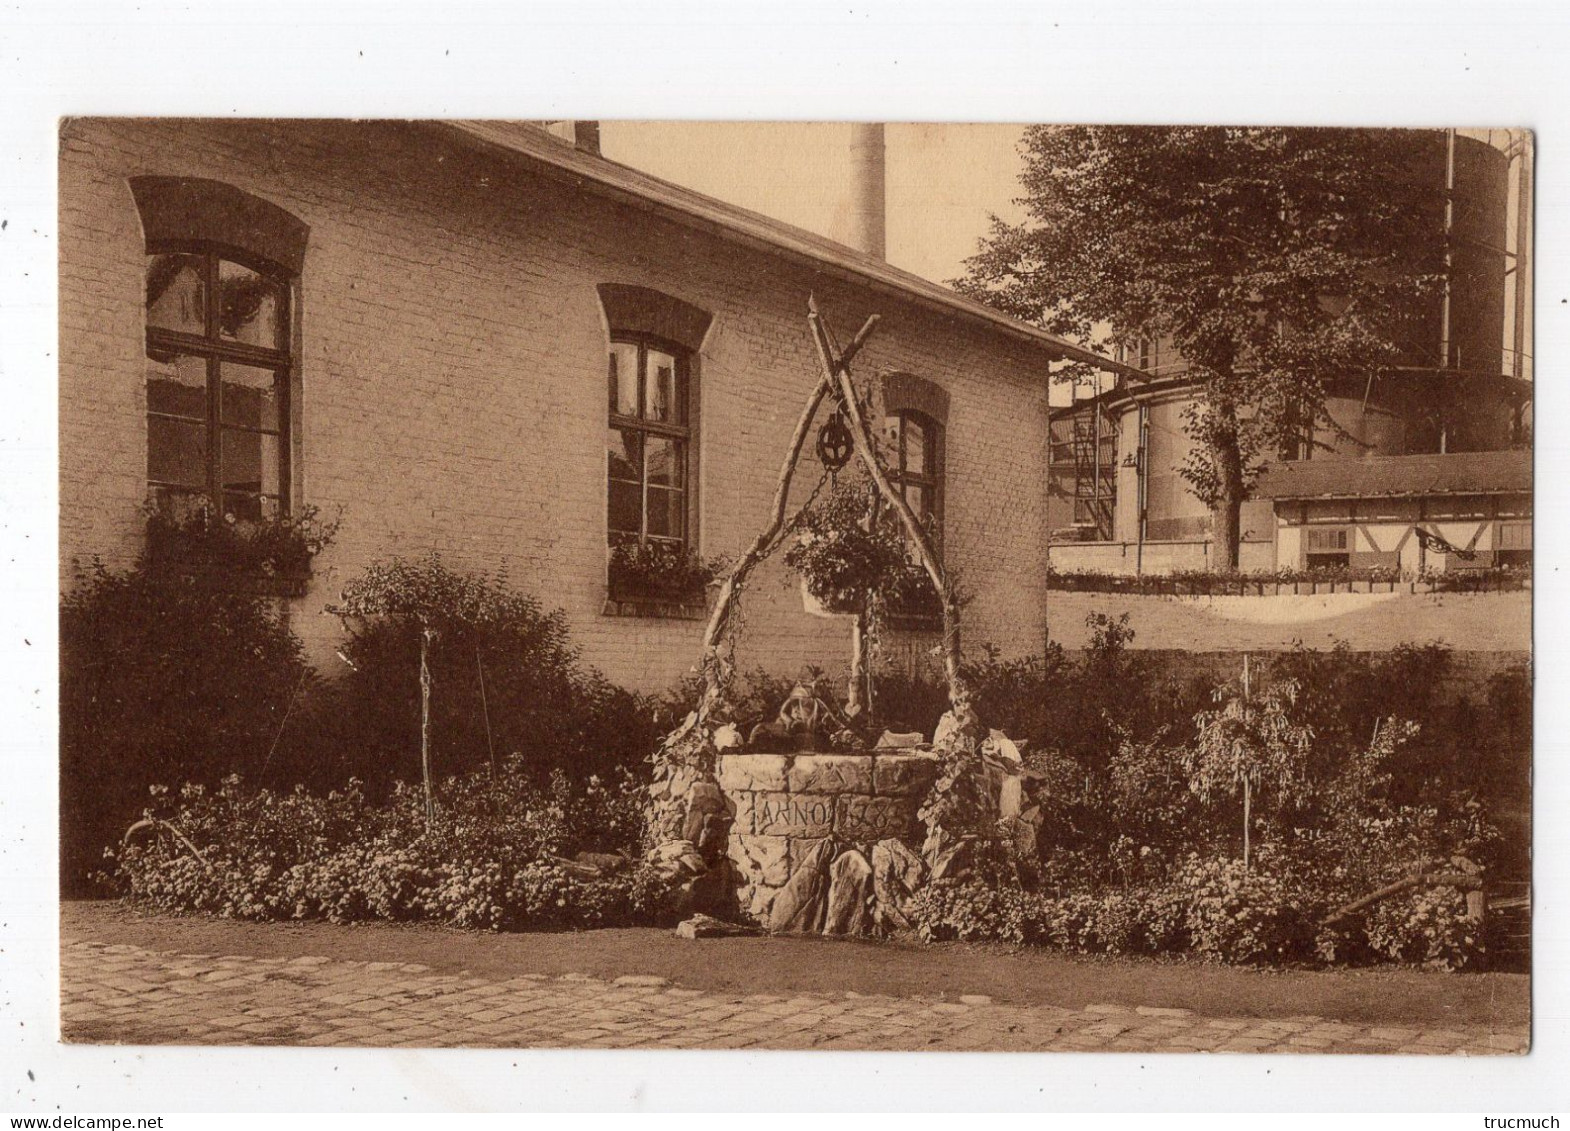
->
<box><xmin>1047</xmin><ymin>538</ymin><xmax>1276</xmax><ymax>575</ymax></box>
<box><xmin>717</xmin><ymin>751</ymin><xmax>938</xmax><ymax>933</ymax></box>
<box><xmin>1045</xmin><ymin>588</ymin><xmax>1531</xmax><ymax>654</ymax></box>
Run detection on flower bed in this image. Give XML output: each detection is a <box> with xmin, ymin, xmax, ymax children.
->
<box><xmin>106</xmin><ymin>761</ymin><xmax>680</xmax><ymax>932</ymax></box>
<box><xmin>908</xmin><ymin>856</ymin><xmax>1485</xmax><ymax>970</ymax></box>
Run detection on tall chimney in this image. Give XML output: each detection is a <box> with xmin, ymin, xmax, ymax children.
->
<box><xmin>539</xmin><ymin>120</ymin><xmax>601</xmax><ymax>156</ymax></box>
<box><xmin>848</xmin><ymin>122</ymin><xmax>886</xmax><ymax>260</ymax></box>
<box><xmin>572</xmin><ymin>120</ymin><xmax>601</xmax><ymax>156</ymax></box>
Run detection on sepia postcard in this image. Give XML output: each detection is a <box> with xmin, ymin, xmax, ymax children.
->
<box><xmin>55</xmin><ymin>117</ymin><xmax>1531</xmax><ymax>1062</ymax></box>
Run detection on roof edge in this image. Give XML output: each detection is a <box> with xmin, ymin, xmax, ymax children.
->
<box><xmin>432</xmin><ymin>121</ymin><xmax>1142</xmax><ymax>379</ymax></box>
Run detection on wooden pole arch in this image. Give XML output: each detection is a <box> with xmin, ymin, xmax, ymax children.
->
<box><xmin>690</xmin><ymin>296</ymin><xmax>975</xmax><ymax>732</ymax></box>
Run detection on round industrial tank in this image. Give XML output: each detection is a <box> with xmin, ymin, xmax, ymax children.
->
<box><xmin>1390</xmin><ymin>131</ymin><xmax>1510</xmax><ymax>376</ymax></box>
<box><xmin>1316</xmin><ymin>395</ymin><xmax>1406</xmax><ymax>458</ymax></box>
<box><xmin>1449</xmin><ymin>134</ymin><xmax>1511</xmax><ymax>375</ymax></box>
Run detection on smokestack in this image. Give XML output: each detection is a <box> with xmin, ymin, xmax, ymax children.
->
<box><xmin>539</xmin><ymin>120</ymin><xmax>601</xmax><ymax>156</ymax></box>
<box><xmin>572</xmin><ymin>120</ymin><xmax>601</xmax><ymax>156</ymax></box>
<box><xmin>848</xmin><ymin>122</ymin><xmax>886</xmax><ymax>260</ymax></box>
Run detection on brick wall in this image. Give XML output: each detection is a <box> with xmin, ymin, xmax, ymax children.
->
<box><xmin>59</xmin><ymin>119</ymin><xmax>1057</xmax><ymax>694</ymax></box>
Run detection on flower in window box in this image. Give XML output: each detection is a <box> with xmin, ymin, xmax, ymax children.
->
<box><xmin>142</xmin><ymin>496</ymin><xmax>337</xmax><ymax>594</ymax></box>
<box><xmin>885</xmin><ymin>562</ymin><xmax>943</xmax><ymax>621</ymax></box>
<box><xmin>606</xmin><ymin>541</ymin><xmax>721</xmax><ymax>605</ymax></box>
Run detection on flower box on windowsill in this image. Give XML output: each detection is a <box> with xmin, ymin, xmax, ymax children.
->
<box><xmin>148</xmin><ymin>548</ymin><xmax>314</xmax><ymax>599</ymax></box>
<box><xmin>143</xmin><ymin>500</ymin><xmax>335</xmax><ymax>601</ymax></box>
<box><xmin>602</xmin><ymin>587</ymin><xmax>709</xmax><ymax>621</ymax></box>
<box><xmin>884</xmin><ymin>610</ymin><xmax>942</xmax><ymax>633</ymax></box>
<box><xmin>883</xmin><ymin>565</ymin><xmax>943</xmax><ymax>632</ymax></box>
<box><xmin>604</xmin><ymin>542</ymin><xmax>722</xmax><ymax>620</ymax></box>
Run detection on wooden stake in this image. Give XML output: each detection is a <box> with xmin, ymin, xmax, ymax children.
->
<box><xmin>848</xmin><ymin>610</ymin><xmax>868</xmax><ymax>716</ymax></box>
<box><xmin>476</xmin><ymin>645</ymin><xmax>496</xmax><ymax>780</ymax></box>
<box><xmin>693</xmin><ymin>303</ymin><xmax>880</xmax><ymax>721</ymax></box>
<box><xmin>1243</xmin><ymin>776</ymin><xmax>1252</xmax><ymax>872</ymax></box>
<box><xmin>1242</xmin><ymin>652</ymin><xmax>1251</xmax><ymax>870</ymax></box>
<box><xmin>419</xmin><ymin>625</ymin><xmax>436</xmax><ymax>826</ymax></box>
<box><xmin>807</xmin><ymin>305</ymin><xmax>975</xmax><ymax>726</ymax></box>
<box><xmin>846</xmin><ymin>484</ymin><xmax>880</xmax><ymax>719</ymax></box>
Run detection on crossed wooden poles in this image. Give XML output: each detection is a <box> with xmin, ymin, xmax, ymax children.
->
<box><xmin>693</xmin><ymin>297</ymin><xmax>977</xmax><ymax>733</ymax></box>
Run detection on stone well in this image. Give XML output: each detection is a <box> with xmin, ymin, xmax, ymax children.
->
<box><xmin>716</xmin><ymin>750</ymin><xmax>939</xmax><ymax>935</ymax></box>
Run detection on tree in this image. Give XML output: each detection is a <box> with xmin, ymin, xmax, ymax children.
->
<box><xmin>784</xmin><ymin>471</ymin><xmax>942</xmax><ymax>722</ymax></box>
<box><xmin>1180</xmin><ymin>664</ymin><xmax>1314</xmax><ymax>869</ymax></box>
<box><xmin>956</xmin><ymin>126</ymin><xmax>1447</xmax><ymax>569</ymax></box>
<box><xmin>311</xmin><ymin>555</ymin><xmax>653</xmax><ymax>796</ymax></box>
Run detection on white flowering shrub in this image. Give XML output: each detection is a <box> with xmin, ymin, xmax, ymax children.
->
<box><xmin>1365</xmin><ymin>885</ymin><xmax>1484</xmax><ymax>971</ymax></box>
<box><xmin>1173</xmin><ymin>854</ymin><xmax>1316</xmax><ymax>965</ymax></box>
<box><xmin>106</xmin><ymin>761</ymin><xmax>676</xmax><ymax>931</ymax></box>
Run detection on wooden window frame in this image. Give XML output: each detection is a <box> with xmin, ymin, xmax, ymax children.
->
<box><xmin>885</xmin><ymin>409</ymin><xmax>944</xmax><ymax>542</ymax></box>
<box><xmin>1303</xmin><ymin>525</ymin><xmax>1351</xmax><ymax>570</ymax></box>
<box><xmin>1495</xmin><ymin>519</ymin><xmax>1532</xmax><ymax>568</ymax></box>
<box><xmin>606</xmin><ymin>333</ymin><xmax>699</xmax><ymax>554</ymax></box>
<box><xmin>144</xmin><ymin>241</ymin><xmax>294</xmax><ymax>519</ymax></box>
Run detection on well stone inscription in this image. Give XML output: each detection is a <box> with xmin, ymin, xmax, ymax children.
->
<box><xmin>718</xmin><ymin>751</ymin><xmax>939</xmax><ymax>932</ymax></box>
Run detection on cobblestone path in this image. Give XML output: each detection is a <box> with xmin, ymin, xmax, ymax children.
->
<box><xmin>60</xmin><ymin>940</ymin><xmax>1527</xmax><ymax>1054</ymax></box>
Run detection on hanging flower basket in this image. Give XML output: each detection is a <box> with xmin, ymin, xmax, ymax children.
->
<box><xmin>786</xmin><ymin>489</ymin><xmax>900</xmax><ymax>613</ymax></box>
<box><xmin>800</xmin><ymin>576</ymin><xmax>857</xmax><ymax>619</ymax></box>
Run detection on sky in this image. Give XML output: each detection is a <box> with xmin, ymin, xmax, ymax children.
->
<box><xmin>598</xmin><ymin>121</ymin><xmax>1030</xmax><ymax>287</ymax></box>
<box><xmin>597</xmin><ymin>123</ymin><xmax>1531</xmax><ymax>404</ymax></box>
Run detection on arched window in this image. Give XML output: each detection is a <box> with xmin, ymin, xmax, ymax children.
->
<box><xmin>879</xmin><ymin>372</ymin><xmax>949</xmax><ymax>545</ymax></box>
<box><xmin>598</xmin><ymin>284</ymin><xmax>711</xmax><ymax>570</ymax></box>
<box><xmin>132</xmin><ymin>177</ymin><xmax>308</xmax><ymax>520</ymax></box>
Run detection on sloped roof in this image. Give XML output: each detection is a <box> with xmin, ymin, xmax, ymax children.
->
<box><xmin>1254</xmin><ymin>449</ymin><xmax>1533</xmax><ymax>500</ymax></box>
<box><xmin>433</xmin><ymin>121</ymin><xmax>1139</xmax><ymax>378</ymax></box>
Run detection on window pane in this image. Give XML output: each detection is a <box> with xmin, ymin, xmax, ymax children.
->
<box><xmin>1499</xmin><ymin>522</ymin><xmax>1532</xmax><ymax>551</ymax></box>
<box><xmin>221</xmin><ymin>429</ymin><xmax>280</xmax><ymax>500</ymax></box>
<box><xmin>904</xmin><ymin>417</ymin><xmax>927</xmax><ymax>475</ymax></box>
<box><xmin>646</xmin><ymin>487</ymin><xmax>685</xmax><ymax>540</ymax></box>
<box><xmin>220</xmin><ymin>362</ymin><xmax>281</xmax><ymax>430</ymax></box>
<box><xmin>147</xmin><ymin>416</ymin><xmax>206</xmax><ymax>487</ymax></box>
<box><xmin>608</xmin><ymin>481</ymin><xmax>642</xmax><ymax>535</ymax></box>
<box><xmin>223</xmin><ymin>492</ymin><xmax>281</xmax><ymax>523</ymax></box>
<box><xmin>146</xmin><ymin>253</ymin><xmax>205</xmax><ymax>336</ymax></box>
<box><xmin>217</xmin><ymin>260</ymin><xmax>286</xmax><ymax>350</ymax></box>
<box><xmin>880</xmin><ymin>415</ymin><xmax>901</xmax><ymax>459</ymax></box>
<box><xmin>609</xmin><ymin>343</ymin><xmax>639</xmax><ymax>418</ymax></box>
<box><xmin>149</xmin><ymin>484</ymin><xmax>207</xmax><ymax>518</ymax></box>
<box><xmin>645</xmin><ymin>349</ymin><xmax>683</xmax><ymax>424</ymax></box>
<box><xmin>607</xmin><ymin>427</ymin><xmax>641</xmax><ymax>482</ymax></box>
<box><xmin>146</xmin><ymin>351</ymin><xmax>208</xmax><ymax>420</ymax></box>
<box><xmin>644</xmin><ymin>436</ymin><xmax>684</xmax><ymax>489</ymax></box>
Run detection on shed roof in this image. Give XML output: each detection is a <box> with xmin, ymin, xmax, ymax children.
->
<box><xmin>433</xmin><ymin>121</ymin><xmax>1139</xmax><ymax>378</ymax></box>
<box><xmin>1254</xmin><ymin>449</ymin><xmax>1533</xmax><ymax>501</ymax></box>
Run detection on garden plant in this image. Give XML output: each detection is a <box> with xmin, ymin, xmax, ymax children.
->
<box><xmin>71</xmin><ymin>517</ymin><xmax>1523</xmax><ymax>971</ymax></box>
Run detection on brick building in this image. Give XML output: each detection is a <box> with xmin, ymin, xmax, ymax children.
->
<box><xmin>59</xmin><ymin>118</ymin><xmax>1130</xmax><ymax>693</ymax></box>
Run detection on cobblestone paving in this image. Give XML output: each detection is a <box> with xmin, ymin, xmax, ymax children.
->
<box><xmin>61</xmin><ymin>940</ymin><xmax>1527</xmax><ymax>1054</ymax></box>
